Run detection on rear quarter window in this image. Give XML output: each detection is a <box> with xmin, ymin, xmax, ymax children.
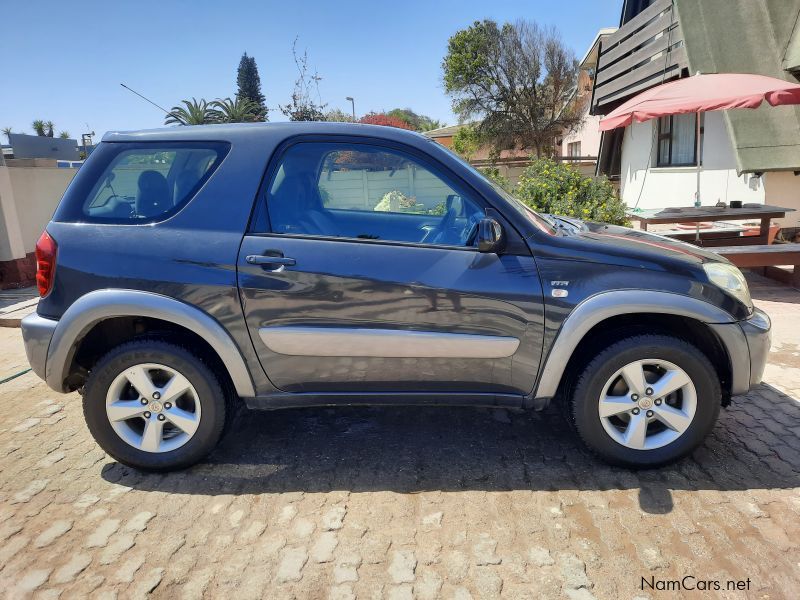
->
<box><xmin>53</xmin><ymin>141</ymin><xmax>229</xmax><ymax>223</ymax></box>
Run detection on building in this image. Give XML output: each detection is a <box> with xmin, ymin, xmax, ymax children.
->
<box><xmin>423</xmin><ymin>124</ymin><xmax>461</xmax><ymax>149</ymax></box>
<box><xmin>559</xmin><ymin>28</ymin><xmax>617</xmax><ymax>176</ymax></box>
<box><xmin>592</xmin><ymin>0</ymin><xmax>800</xmax><ymax>228</ymax></box>
<box><xmin>6</xmin><ymin>133</ymin><xmax>80</xmax><ymax>161</ymax></box>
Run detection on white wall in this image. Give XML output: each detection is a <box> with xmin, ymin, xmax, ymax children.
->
<box><xmin>620</xmin><ymin>111</ymin><xmax>764</xmax><ymax>210</ymax></box>
<box><xmin>320</xmin><ymin>166</ymin><xmax>452</xmax><ymax>211</ymax></box>
<box><xmin>0</xmin><ymin>166</ymin><xmax>77</xmax><ymax>261</ymax></box>
<box><xmin>562</xmin><ymin>105</ymin><xmax>603</xmax><ymax>159</ymax></box>
<box><xmin>764</xmin><ymin>171</ymin><xmax>800</xmax><ymax>229</ymax></box>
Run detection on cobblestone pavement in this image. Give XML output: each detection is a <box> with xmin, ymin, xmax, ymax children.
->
<box><xmin>0</xmin><ymin>274</ymin><xmax>798</xmax><ymax>599</ymax></box>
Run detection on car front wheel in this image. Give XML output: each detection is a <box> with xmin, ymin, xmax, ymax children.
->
<box><xmin>570</xmin><ymin>334</ymin><xmax>721</xmax><ymax>468</ymax></box>
<box><xmin>83</xmin><ymin>339</ymin><xmax>228</xmax><ymax>471</ymax></box>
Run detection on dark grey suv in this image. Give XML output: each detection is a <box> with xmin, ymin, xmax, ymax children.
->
<box><xmin>21</xmin><ymin>122</ymin><xmax>771</xmax><ymax>471</ymax></box>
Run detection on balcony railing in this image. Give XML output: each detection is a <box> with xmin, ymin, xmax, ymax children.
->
<box><xmin>591</xmin><ymin>0</ymin><xmax>688</xmax><ymax>115</ymax></box>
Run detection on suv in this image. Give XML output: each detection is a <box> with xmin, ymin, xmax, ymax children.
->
<box><xmin>21</xmin><ymin>123</ymin><xmax>770</xmax><ymax>471</ymax></box>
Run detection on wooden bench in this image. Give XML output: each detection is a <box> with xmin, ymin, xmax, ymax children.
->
<box><xmin>713</xmin><ymin>244</ymin><xmax>800</xmax><ymax>287</ymax></box>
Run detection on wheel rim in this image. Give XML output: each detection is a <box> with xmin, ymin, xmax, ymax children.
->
<box><xmin>597</xmin><ymin>358</ymin><xmax>697</xmax><ymax>451</ymax></box>
<box><xmin>105</xmin><ymin>363</ymin><xmax>201</xmax><ymax>453</ymax></box>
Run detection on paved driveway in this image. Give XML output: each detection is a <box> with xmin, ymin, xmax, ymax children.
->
<box><xmin>0</xmin><ymin>274</ymin><xmax>798</xmax><ymax>599</ymax></box>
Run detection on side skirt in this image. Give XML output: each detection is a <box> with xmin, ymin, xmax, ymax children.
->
<box><xmin>244</xmin><ymin>391</ymin><xmax>526</xmax><ymax>411</ymax></box>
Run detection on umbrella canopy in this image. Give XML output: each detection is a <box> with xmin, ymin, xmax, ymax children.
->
<box><xmin>599</xmin><ymin>73</ymin><xmax>800</xmax><ymax>131</ymax></box>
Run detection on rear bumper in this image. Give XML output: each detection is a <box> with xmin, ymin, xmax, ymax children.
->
<box><xmin>20</xmin><ymin>313</ymin><xmax>58</xmax><ymax>382</ymax></box>
<box><xmin>709</xmin><ymin>307</ymin><xmax>771</xmax><ymax>396</ymax></box>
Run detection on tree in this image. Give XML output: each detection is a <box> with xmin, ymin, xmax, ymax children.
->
<box><xmin>358</xmin><ymin>112</ymin><xmax>415</xmax><ymax>130</ymax></box>
<box><xmin>58</xmin><ymin>131</ymin><xmax>70</xmax><ymax>139</ymax></box>
<box><xmin>452</xmin><ymin>124</ymin><xmax>482</xmax><ymax>160</ymax></box>
<box><xmin>210</xmin><ymin>97</ymin><xmax>261</xmax><ymax>123</ymax></box>
<box><xmin>443</xmin><ymin>19</ymin><xmax>580</xmax><ymax>156</ymax></box>
<box><xmin>164</xmin><ymin>98</ymin><xmax>214</xmax><ymax>126</ymax></box>
<box><xmin>236</xmin><ymin>53</ymin><xmax>267</xmax><ymax>120</ymax></box>
<box><xmin>2</xmin><ymin>127</ymin><xmax>12</xmax><ymax>142</ymax></box>
<box><xmin>280</xmin><ymin>38</ymin><xmax>327</xmax><ymax>121</ymax></box>
<box><xmin>323</xmin><ymin>108</ymin><xmax>354</xmax><ymax>122</ymax></box>
<box><xmin>386</xmin><ymin>108</ymin><xmax>442</xmax><ymax>132</ymax></box>
<box><xmin>32</xmin><ymin>120</ymin><xmax>46</xmax><ymax>136</ymax></box>
<box><xmin>45</xmin><ymin>121</ymin><xmax>55</xmax><ymax>137</ymax></box>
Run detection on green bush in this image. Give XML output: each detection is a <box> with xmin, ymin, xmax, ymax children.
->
<box><xmin>514</xmin><ymin>158</ymin><xmax>629</xmax><ymax>226</ymax></box>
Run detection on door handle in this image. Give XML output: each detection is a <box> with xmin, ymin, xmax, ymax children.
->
<box><xmin>245</xmin><ymin>254</ymin><xmax>297</xmax><ymax>267</ymax></box>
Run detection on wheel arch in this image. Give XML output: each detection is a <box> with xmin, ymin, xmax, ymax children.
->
<box><xmin>531</xmin><ymin>290</ymin><xmax>744</xmax><ymax>403</ymax></box>
<box><xmin>45</xmin><ymin>289</ymin><xmax>255</xmax><ymax>397</ymax></box>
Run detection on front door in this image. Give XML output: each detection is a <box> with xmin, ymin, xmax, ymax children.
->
<box><xmin>237</xmin><ymin>138</ymin><xmax>544</xmax><ymax>395</ymax></box>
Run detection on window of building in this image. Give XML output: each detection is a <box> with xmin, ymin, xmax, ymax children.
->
<box><xmin>567</xmin><ymin>142</ymin><xmax>581</xmax><ymax>159</ymax></box>
<box><xmin>656</xmin><ymin>113</ymin><xmax>704</xmax><ymax>167</ymax></box>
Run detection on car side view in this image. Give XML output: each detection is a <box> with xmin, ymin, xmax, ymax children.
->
<box><xmin>21</xmin><ymin>122</ymin><xmax>771</xmax><ymax>471</ymax></box>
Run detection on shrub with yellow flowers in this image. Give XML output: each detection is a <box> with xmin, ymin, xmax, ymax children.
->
<box><xmin>513</xmin><ymin>158</ymin><xmax>629</xmax><ymax>226</ymax></box>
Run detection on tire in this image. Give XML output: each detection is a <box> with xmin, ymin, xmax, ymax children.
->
<box><xmin>83</xmin><ymin>338</ymin><xmax>228</xmax><ymax>471</ymax></box>
<box><xmin>569</xmin><ymin>334</ymin><xmax>721</xmax><ymax>468</ymax></box>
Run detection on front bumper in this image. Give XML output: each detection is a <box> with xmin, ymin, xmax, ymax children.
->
<box><xmin>709</xmin><ymin>307</ymin><xmax>771</xmax><ymax>396</ymax></box>
<box><xmin>739</xmin><ymin>307</ymin><xmax>771</xmax><ymax>388</ymax></box>
<box><xmin>20</xmin><ymin>313</ymin><xmax>58</xmax><ymax>382</ymax></box>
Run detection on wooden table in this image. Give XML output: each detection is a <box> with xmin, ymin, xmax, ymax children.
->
<box><xmin>627</xmin><ymin>204</ymin><xmax>794</xmax><ymax>247</ymax></box>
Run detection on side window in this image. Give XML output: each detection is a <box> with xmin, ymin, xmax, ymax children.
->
<box><xmin>53</xmin><ymin>142</ymin><xmax>228</xmax><ymax>223</ymax></box>
<box><xmin>265</xmin><ymin>142</ymin><xmax>483</xmax><ymax>247</ymax></box>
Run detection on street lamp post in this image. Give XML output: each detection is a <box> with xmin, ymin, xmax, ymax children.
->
<box><xmin>345</xmin><ymin>97</ymin><xmax>355</xmax><ymax>122</ymax></box>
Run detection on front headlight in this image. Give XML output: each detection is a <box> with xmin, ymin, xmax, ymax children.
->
<box><xmin>703</xmin><ymin>262</ymin><xmax>752</xmax><ymax>308</ymax></box>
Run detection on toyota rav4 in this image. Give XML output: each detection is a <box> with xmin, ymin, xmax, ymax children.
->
<box><xmin>21</xmin><ymin>122</ymin><xmax>771</xmax><ymax>471</ymax></box>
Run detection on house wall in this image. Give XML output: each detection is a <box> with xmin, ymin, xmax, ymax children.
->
<box><xmin>562</xmin><ymin>105</ymin><xmax>603</xmax><ymax>159</ymax></box>
<box><xmin>620</xmin><ymin>111</ymin><xmax>765</xmax><ymax>210</ymax></box>
<box><xmin>764</xmin><ymin>171</ymin><xmax>800</xmax><ymax>229</ymax></box>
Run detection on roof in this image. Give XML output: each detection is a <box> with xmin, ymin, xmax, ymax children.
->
<box><xmin>785</xmin><ymin>11</ymin><xmax>800</xmax><ymax>72</ymax></box>
<box><xmin>578</xmin><ymin>27</ymin><xmax>617</xmax><ymax>70</ymax></box>
<box><xmin>676</xmin><ymin>0</ymin><xmax>800</xmax><ymax>173</ymax></box>
<box><xmin>422</xmin><ymin>124</ymin><xmax>464</xmax><ymax>139</ymax></box>
<box><xmin>104</xmin><ymin>121</ymin><xmax>434</xmax><ymax>146</ymax></box>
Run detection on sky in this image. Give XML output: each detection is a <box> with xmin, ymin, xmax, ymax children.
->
<box><xmin>1</xmin><ymin>0</ymin><xmax>620</xmax><ymax>143</ymax></box>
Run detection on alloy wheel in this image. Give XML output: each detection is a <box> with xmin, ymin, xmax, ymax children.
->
<box><xmin>105</xmin><ymin>363</ymin><xmax>202</xmax><ymax>453</ymax></box>
<box><xmin>597</xmin><ymin>358</ymin><xmax>697</xmax><ymax>450</ymax></box>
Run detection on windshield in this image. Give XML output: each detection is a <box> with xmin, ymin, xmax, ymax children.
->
<box><xmin>435</xmin><ymin>142</ymin><xmax>557</xmax><ymax>235</ymax></box>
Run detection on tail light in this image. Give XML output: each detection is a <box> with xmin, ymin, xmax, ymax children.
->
<box><xmin>35</xmin><ymin>231</ymin><xmax>57</xmax><ymax>297</ymax></box>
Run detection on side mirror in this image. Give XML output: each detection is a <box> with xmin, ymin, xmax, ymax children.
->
<box><xmin>477</xmin><ymin>217</ymin><xmax>504</xmax><ymax>253</ymax></box>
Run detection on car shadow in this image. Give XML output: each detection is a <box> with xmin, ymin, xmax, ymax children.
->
<box><xmin>101</xmin><ymin>383</ymin><xmax>800</xmax><ymax>515</ymax></box>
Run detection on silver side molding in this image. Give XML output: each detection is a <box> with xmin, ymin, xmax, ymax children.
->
<box><xmin>260</xmin><ymin>326</ymin><xmax>520</xmax><ymax>358</ymax></box>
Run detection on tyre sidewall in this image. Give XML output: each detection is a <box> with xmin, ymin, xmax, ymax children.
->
<box><xmin>83</xmin><ymin>341</ymin><xmax>226</xmax><ymax>471</ymax></box>
<box><xmin>572</xmin><ymin>336</ymin><xmax>720</xmax><ymax>468</ymax></box>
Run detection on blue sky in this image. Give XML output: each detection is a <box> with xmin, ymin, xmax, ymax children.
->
<box><xmin>1</xmin><ymin>0</ymin><xmax>620</xmax><ymax>142</ymax></box>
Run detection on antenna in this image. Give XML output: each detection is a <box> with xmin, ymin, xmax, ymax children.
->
<box><xmin>120</xmin><ymin>83</ymin><xmax>172</xmax><ymax>116</ymax></box>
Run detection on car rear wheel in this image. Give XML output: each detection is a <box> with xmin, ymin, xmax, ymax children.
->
<box><xmin>83</xmin><ymin>339</ymin><xmax>228</xmax><ymax>471</ymax></box>
<box><xmin>569</xmin><ymin>334</ymin><xmax>721</xmax><ymax>468</ymax></box>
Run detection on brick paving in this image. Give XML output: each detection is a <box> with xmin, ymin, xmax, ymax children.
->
<box><xmin>0</xmin><ymin>274</ymin><xmax>798</xmax><ymax>599</ymax></box>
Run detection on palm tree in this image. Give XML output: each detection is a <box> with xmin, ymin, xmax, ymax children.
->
<box><xmin>2</xmin><ymin>127</ymin><xmax>12</xmax><ymax>143</ymax></box>
<box><xmin>32</xmin><ymin>120</ymin><xmax>46</xmax><ymax>136</ymax></box>
<box><xmin>45</xmin><ymin>121</ymin><xmax>55</xmax><ymax>137</ymax></box>
<box><xmin>209</xmin><ymin>97</ymin><xmax>262</xmax><ymax>123</ymax></box>
<box><xmin>59</xmin><ymin>131</ymin><xmax>70</xmax><ymax>139</ymax></box>
<box><xmin>164</xmin><ymin>98</ymin><xmax>214</xmax><ymax>126</ymax></box>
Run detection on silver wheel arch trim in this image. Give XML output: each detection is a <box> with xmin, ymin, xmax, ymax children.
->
<box><xmin>532</xmin><ymin>290</ymin><xmax>742</xmax><ymax>400</ymax></box>
<box><xmin>45</xmin><ymin>289</ymin><xmax>256</xmax><ymax>397</ymax></box>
